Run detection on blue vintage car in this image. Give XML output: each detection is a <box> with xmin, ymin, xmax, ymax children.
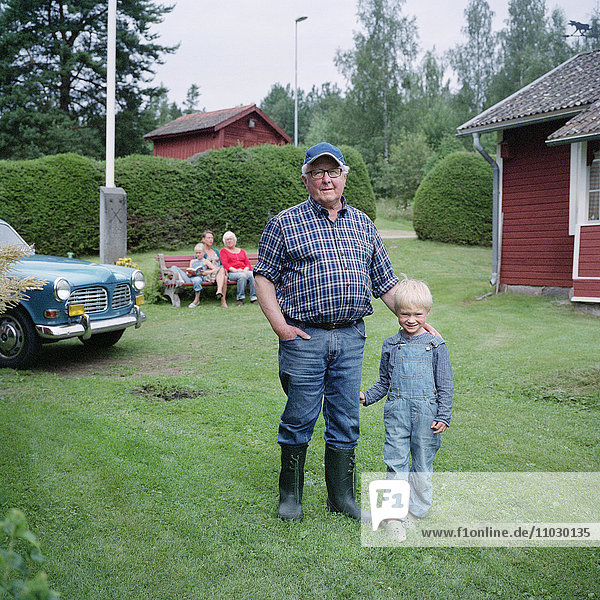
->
<box><xmin>0</xmin><ymin>219</ymin><xmax>146</xmax><ymax>368</ymax></box>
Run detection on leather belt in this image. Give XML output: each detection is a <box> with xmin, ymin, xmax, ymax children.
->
<box><xmin>284</xmin><ymin>316</ymin><xmax>359</xmax><ymax>330</ymax></box>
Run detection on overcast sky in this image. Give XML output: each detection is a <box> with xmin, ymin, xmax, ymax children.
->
<box><xmin>150</xmin><ymin>0</ymin><xmax>598</xmax><ymax>112</ymax></box>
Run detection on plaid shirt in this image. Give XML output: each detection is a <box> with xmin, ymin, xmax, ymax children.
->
<box><xmin>254</xmin><ymin>196</ymin><xmax>398</xmax><ymax>324</ymax></box>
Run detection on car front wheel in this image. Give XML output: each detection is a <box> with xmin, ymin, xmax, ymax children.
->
<box><xmin>80</xmin><ymin>329</ymin><xmax>124</xmax><ymax>348</ymax></box>
<box><xmin>0</xmin><ymin>307</ymin><xmax>40</xmax><ymax>369</ymax></box>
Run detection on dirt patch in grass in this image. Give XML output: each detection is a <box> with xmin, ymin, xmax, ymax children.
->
<box><xmin>131</xmin><ymin>383</ymin><xmax>207</xmax><ymax>401</ymax></box>
<box><xmin>29</xmin><ymin>343</ymin><xmax>189</xmax><ymax>378</ymax></box>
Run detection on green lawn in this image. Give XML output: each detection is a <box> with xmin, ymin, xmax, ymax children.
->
<box><xmin>1</xmin><ymin>238</ymin><xmax>599</xmax><ymax>599</ymax></box>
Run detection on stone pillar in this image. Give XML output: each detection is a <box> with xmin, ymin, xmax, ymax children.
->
<box><xmin>99</xmin><ymin>186</ymin><xmax>127</xmax><ymax>265</ymax></box>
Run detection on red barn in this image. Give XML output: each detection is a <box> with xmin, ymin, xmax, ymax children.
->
<box><xmin>144</xmin><ymin>104</ymin><xmax>291</xmax><ymax>159</ymax></box>
<box><xmin>457</xmin><ymin>49</ymin><xmax>600</xmax><ymax>311</ymax></box>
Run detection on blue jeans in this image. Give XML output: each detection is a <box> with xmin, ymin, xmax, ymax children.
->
<box><xmin>228</xmin><ymin>271</ymin><xmax>256</xmax><ymax>300</ymax></box>
<box><xmin>384</xmin><ymin>397</ymin><xmax>441</xmax><ymax>518</ymax></box>
<box><xmin>383</xmin><ymin>343</ymin><xmax>441</xmax><ymax>518</ymax></box>
<box><xmin>171</xmin><ymin>266</ymin><xmax>202</xmax><ymax>292</ymax></box>
<box><xmin>277</xmin><ymin>320</ymin><xmax>367</xmax><ymax>449</ymax></box>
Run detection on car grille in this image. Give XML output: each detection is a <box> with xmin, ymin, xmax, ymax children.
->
<box><xmin>68</xmin><ymin>287</ymin><xmax>108</xmax><ymax>313</ymax></box>
<box><xmin>112</xmin><ymin>283</ymin><xmax>132</xmax><ymax>309</ymax></box>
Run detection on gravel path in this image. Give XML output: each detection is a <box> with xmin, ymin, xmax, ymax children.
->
<box><xmin>377</xmin><ymin>229</ymin><xmax>417</xmax><ymax>239</ymax></box>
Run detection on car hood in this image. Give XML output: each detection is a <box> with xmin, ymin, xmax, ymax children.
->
<box><xmin>14</xmin><ymin>255</ymin><xmax>133</xmax><ymax>286</ymax></box>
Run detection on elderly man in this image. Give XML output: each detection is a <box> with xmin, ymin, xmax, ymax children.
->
<box><xmin>254</xmin><ymin>142</ymin><xmax>399</xmax><ymax>521</ymax></box>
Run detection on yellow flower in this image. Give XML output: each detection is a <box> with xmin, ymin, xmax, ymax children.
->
<box><xmin>115</xmin><ymin>257</ymin><xmax>139</xmax><ymax>269</ymax></box>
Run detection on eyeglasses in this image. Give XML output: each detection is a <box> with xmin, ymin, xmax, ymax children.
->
<box><xmin>306</xmin><ymin>168</ymin><xmax>344</xmax><ymax>180</ymax></box>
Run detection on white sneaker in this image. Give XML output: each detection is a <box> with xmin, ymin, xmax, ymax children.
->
<box><xmin>384</xmin><ymin>520</ymin><xmax>406</xmax><ymax>542</ymax></box>
<box><xmin>188</xmin><ymin>302</ymin><xmax>198</xmax><ymax>308</ymax></box>
<box><xmin>404</xmin><ymin>513</ymin><xmax>423</xmax><ymax>529</ymax></box>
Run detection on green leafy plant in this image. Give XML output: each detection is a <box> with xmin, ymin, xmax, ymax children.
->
<box><xmin>0</xmin><ymin>508</ymin><xmax>59</xmax><ymax>599</ymax></box>
<box><xmin>413</xmin><ymin>151</ymin><xmax>493</xmax><ymax>246</ymax></box>
<box><xmin>0</xmin><ymin>145</ymin><xmax>376</xmax><ymax>256</ymax></box>
<box><xmin>372</xmin><ymin>130</ymin><xmax>433</xmax><ymax>209</ymax></box>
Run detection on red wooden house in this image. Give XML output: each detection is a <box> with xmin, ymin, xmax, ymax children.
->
<box><xmin>457</xmin><ymin>49</ymin><xmax>600</xmax><ymax>309</ymax></box>
<box><xmin>144</xmin><ymin>104</ymin><xmax>291</xmax><ymax>159</ymax></box>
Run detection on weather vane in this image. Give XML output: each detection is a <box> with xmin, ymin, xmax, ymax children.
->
<box><xmin>565</xmin><ymin>20</ymin><xmax>600</xmax><ymax>39</ymax></box>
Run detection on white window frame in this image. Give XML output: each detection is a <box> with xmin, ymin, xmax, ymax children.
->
<box><xmin>569</xmin><ymin>143</ymin><xmax>586</xmax><ymax>234</ymax></box>
<box><xmin>569</xmin><ymin>141</ymin><xmax>600</xmax><ymax>234</ymax></box>
<box><xmin>587</xmin><ymin>150</ymin><xmax>600</xmax><ymax>222</ymax></box>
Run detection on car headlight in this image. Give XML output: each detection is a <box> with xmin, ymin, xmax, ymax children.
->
<box><xmin>132</xmin><ymin>269</ymin><xmax>146</xmax><ymax>291</ymax></box>
<box><xmin>53</xmin><ymin>278</ymin><xmax>71</xmax><ymax>301</ymax></box>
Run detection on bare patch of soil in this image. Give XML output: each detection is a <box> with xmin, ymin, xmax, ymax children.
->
<box><xmin>28</xmin><ymin>342</ymin><xmax>189</xmax><ymax>378</ymax></box>
<box><xmin>131</xmin><ymin>383</ymin><xmax>207</xmax><ymax>402</ymax></box>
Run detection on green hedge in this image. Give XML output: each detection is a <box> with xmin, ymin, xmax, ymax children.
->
<box><xmin>0</xmin><ymin>153</ymin><xmax>104</xmax><ymax>255</ymax></box>
<box><xmin>412</xmin><ymin>152</ymin><xmax>493</xmax><ymax>246</ymax></box>
<box><xmin>0</xmin><ymin>145</ymin><xmax>375</xmax><ymax>256</ymax></box>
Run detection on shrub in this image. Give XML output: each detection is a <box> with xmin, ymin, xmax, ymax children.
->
<box><xmin>0</xmin><ymin>508</ymin><xmax>60</xmax><ymax>599</ymax></box>
<box><xmin>412</xmin><ymin>152</ymin><xmax>492</xmax><ymax>246</ymax></box>
<box><xmin>0</xmin><ymin>144</ymin><xmax>376</xmax><ymax>255</ymax></box>
<box><xmin>0</xmin><ymin>153</ymin><xmax>103</xmax><ymax>255</ymax></box>
<box><xmin>115</xmin><ymin>153</ymin><xmax>197</xmax><ymax>251</ymax></box>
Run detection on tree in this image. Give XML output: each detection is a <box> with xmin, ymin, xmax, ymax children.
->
<box><xmin>0</xmin><ymin>0</ymin><xmax>176</xmax><ymax>159</ymax></box>
<box><xmin>303</xmin><ymin>83</ymin><xmax>345</xmax><ymax>146</ymax></box>
<box><xmin>183</xmin><ymin>84</ymin><xmax>203</xmax><ymax>114</ymax></box>
<box><xmin>570</xmin><ymin>5</ymin><xmax>600</xmax><ymax>52</ymax></box>
<box><xmin>545</xmin><ymin>7</ymin><xmax>576</xmax><ymax>65</ymax></box>
<box><xmin>500</xmin><ymin>0</ymin><xmax>548</xmax><ymax>90</ymax></box>
<box><xmin>146</xmin><ymin>85</ymin><xmax>183</xmax><ymax>126</ymax></box>
<box><xmin>488</xmin><ymin>0</ymin><xmax>573</xmax><ymax>103</ymax></box>
<box><xmin>410</xmin><ymin>50</ymin><xmax>463</xmax><ymax>149</ymax></box>
<box><xmin>260</xmin><ymin>83</ymin><xmax>296</xmax><ymax>141</ymax></box>
<box><xmin>447</xmin><ymin>0</ymin><xmax>497</xmax><ymax>114</ymax></box>
<box><xmin>373</xmin><ymin>129</ymin><xmax>432</xmax><ymax>208</ymax></box>
<box><xmin>335</xmin><ymin>0</ymin><xmax>418</xmax><ymax>163</ymax></box>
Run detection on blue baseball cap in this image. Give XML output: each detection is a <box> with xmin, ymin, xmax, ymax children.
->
<box><xmin>303</xmin><ymin>142</ymin><xmax>345</xmax><ymax>168</ymax></box>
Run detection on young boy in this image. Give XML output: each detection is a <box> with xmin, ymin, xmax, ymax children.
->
<box><xmin>360</xmin><ymin>278</ymin><xmax>453</xmax><ymax>536</ymax></box>
<box><xmin>170</xmin><ymin>242</ymin><xmax>214</xmax><ymax>308</ymax></box>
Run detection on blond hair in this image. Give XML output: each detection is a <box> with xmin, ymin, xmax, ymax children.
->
<box><xmin>194</xmin><ymin>242</ymin><xmax>205</xmax><ymax>255</ymax></box>
<box><xmin>394</xmin><ymin>277</ymin><xmax>433</xmax><ymax>313</ymax></box>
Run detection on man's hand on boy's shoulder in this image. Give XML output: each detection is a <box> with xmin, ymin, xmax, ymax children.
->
<box><xmin>423</xmin><ymin>323</ymin><xmax>440</xmax><ymax>336</ymax></box>
<box><xmin>431</xmin><ymin>420</ymin><xmax>447</xmax><ymax>434</ymax></box>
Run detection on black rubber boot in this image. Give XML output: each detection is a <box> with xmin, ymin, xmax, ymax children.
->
<box><xmin>324</xmin><ymin>444</ymin><xmax>370</xmax><ymax>521</ymax></box>
<box><xmin>278</xmin><ymin>444</ymin><xmax>308</xmax><ymax>521</ymax></box>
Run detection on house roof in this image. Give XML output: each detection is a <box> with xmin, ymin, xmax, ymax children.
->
<box><xmin>546</xmin><ymin>98</ymin><xmax>600</xmax><ymax>145</ymax></box>
<box><xmin>144</xmin><ymin>104</ymin><xmax>290</xmax><ymax>142</ymax></box>
<box><xmin>456</xmin><ymin>49</ymin><xmax>600</xmax><ymax>145</ymax></box>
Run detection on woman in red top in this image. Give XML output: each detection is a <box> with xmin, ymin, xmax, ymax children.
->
<box><xmin>220</xmin><ymin>231</ymin><xmax>257</xmax><ymax>306</ymax></box>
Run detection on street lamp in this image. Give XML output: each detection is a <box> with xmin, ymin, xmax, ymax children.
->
<box><xmin>106</xmin><ymin>0</ymin><xmax>116</xmax><ymax>188</ymax></box>
<box><xmin>99</xmin><ymin>0</ymin><xmax>127</xmax><ymax>265</ymax></box>
<box><xmin>294</xmin><ymin>16</ymin><xmax>308</xmax><ymax>147</ymax></box>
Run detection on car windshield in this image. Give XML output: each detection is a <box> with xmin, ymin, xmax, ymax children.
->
<box><xmin>0</xmin><ymin>222</ymin><xmax>32</xmax><ymax>253</ymax></box>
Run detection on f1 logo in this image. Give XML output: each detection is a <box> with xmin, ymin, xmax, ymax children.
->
<box><xmin>369</xmin><ymin>479</ymin><xmax>410</xmax><ymax>531</ymax></box>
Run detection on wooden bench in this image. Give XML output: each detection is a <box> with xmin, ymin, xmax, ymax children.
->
<box><xmin>156</xmin><ymin>253</ymin><xmax>259</xmax><ymax>307</ymax></box>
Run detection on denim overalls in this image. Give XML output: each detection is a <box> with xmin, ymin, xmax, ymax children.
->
<box><xmin>384</xmin><ymin>336</ymin><xmax>445</xmax><ymax>518</ymax></box>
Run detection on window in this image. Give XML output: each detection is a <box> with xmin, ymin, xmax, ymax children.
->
<box><xmin>589</xmin><ymin>151</ymin><xmax>600</xmax><ymax>221</ymax></box>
